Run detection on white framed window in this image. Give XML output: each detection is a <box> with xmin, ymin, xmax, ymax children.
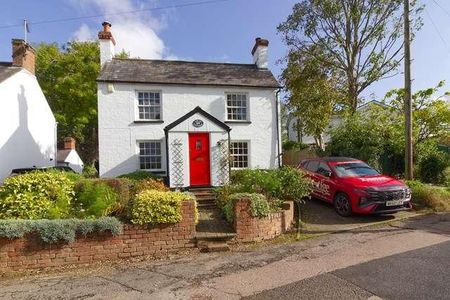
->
<box><xmin>230</xmin><ymin>141</ymin><xmax>249</xmax><ymax>168</ymax></box>
<box><xmin>137</xmin><ymin>91</ymin><xmax>161</xmax><ymax>120</ymax></box>
<box><xmin>226</xmin><ymin>93</ymin><xmax>248</xmax><ymax>121</ymax></box>
<box><xmin>138</xmin><ymin>141</ymin><xmax>162</xmax><ymax>170</ymax></box>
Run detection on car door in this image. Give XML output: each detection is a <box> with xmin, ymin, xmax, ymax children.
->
<box><xmin>315</xmin><ymin>162</ymin><xmax>335</xmax><ymax>202</ymax></box>
<box><xmin>303</xmin><ymin>160</ymin><xmax>321</xmax><ymax>198</ymax></box>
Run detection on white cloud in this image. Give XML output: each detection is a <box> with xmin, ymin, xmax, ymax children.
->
<box><xmin>72</xmin><ymin>24</ymin><xmax>94</xmax><ymax>41</ymax></box>
<box><xmin>70</xmin><ymin>0</ymin><xmax>174</xmax><ymax>59</ymax></box>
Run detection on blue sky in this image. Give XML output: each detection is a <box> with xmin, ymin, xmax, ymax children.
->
<box><xmin>1</xmin><ymin>0</ymin><xmax>449</xmax><ymax>101</ymax></box>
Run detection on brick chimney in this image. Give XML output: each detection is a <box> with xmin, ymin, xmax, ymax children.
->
<box><xmin>11</xmin><ymin>39</ymin><xmax>36</xmax><ymax>74</ymax></box>
<box><xmin>64</xmin><ymin>137</ymin><xmax>76</xmax><ymax>150</ymax></box>
<box><xmin>251</xmin><ymin>37</ymin><xmax>269</xmax><ymax>69</ymax></box>
<box><xmin>98</xmin><ymin>21</ymin><xmax>115</xmax><ymax>66</ymax></box>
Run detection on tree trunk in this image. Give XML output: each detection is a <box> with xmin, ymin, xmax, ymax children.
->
<box><xmin>314</xmin><ymin>134</ymin><xmax>325</xmax><ymax>151</ymax></box>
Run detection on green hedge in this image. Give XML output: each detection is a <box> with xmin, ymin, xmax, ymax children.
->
<box><xmin>223</xmin><ymin>193</ymin><xmax>271</xmax><ymax>222</ymax></box>
<box><xmin>0</xmin><ymin>171</ymin><xmax>75</xmax><ymax>219</ymax></box>
<box><xmin>407</xmin><ymin>180</ymin><xmax>450</xmax><ymax>211</ymax></box>
<box><xmin>118</xmin><ymin>170</ymin><xmax>159</xmax><ymax>181</ymax></box>
<box><xmin>0</xmin><ymin>217</ymin><xmax>122</xmax><ymax>243</ymax></box>
<box><xmin>130</xmin><ymin>190</ymin><xmax>195</xmax><ymax>225</ymax></box>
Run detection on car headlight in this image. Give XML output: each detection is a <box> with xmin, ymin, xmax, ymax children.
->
<box><xmin>359</xmin><ymin>196</ymin><xmax>372</xmax><ymax>206</ymax></box>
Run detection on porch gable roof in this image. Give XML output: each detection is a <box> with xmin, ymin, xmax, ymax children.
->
<box><xmin>164</xmin><ymin>106</ymin><xmax>231</xmax><ymax>133</ymax></box>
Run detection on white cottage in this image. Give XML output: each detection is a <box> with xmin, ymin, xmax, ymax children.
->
<box><xmin>0</xmin><ymin>39</ymin><xmax>57</xmax><ymax>182</ymax></box>
<box><xmin>97</xmin><ymin>22</ymin><xmax>281</xmax><ymax>188</ymax></box>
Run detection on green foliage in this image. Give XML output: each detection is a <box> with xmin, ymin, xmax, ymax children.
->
<box><xmin>223</xmin><ymin>193</ymin><xmax>271</xmax><ymax>222</ymax></box>
<box><xmin>281</xmin><ymin>48</ymin><xmax>345</xmax><ymax>149</ymax></box>
<box><xmin>0</xmin><ymin>171</ymin><xmax>75</xmax><ymax>219</ymax></box>
<box><xmin>406</xmin><ymin>180</ymin><xmax>450</xmax><ymax>211</ymax></box>
<box><xmin>35</xmin><ymin>41</ymin><xmax>101</xmax><ymax>163</ymax></box>
<box><xmin>278</xmin><ymin>0</ymin><xmax>422</xmax><ymax>111</ymax></box>
<box><xmin>418</xmin><ymin>152</ymin><xmax>449</xmax><ymax>184</ymax></box>
<box><xmin>216</xmin><ymin>167</ymin><xmax>311</xmax><ymax>222</ymax></box>
<box><xmin>282</xmin><ymin>140</ymin><xmax>309</xmax><ymax>151</ymax></box>
<box><xmin>0</xmin><ymin>217</ymin><xmax>122</xmax><ymax>243</ymax></box>
<box><xmin>73</xmin><ymin>180</ymin><xmax>119</xmax><ymax>218</ymax></box>
<box><xmin>229</xmin><ymin>167</ymin><xmax>311</xmax><ymax>201</ymax></box>
<box><xmin>443</xmin><ymin>167</ymin><xmax>450</xmax><ymax>187</ymax></box>
<box><xmin>82</xmin><ymin>164</ymin><xmax>98</xmax><ymax>178</ymax></box>
<box><xmin>118</xmin><ymin>170</ymin><xmax>159</xmax><ymax>181</ymax></box>
<box><xmin>130</xmin><ymin>190</ymin><xmax>194</xmax><ymax>225</ymax></box>
<box><xmin>328</xmin><ymin>86</ymin><xmax>450</xmax><ymax>177</ymax></box>
<box><xmin>130</xmin><ymin>178</ymin><xmax>169</xmax><ymax>197</ymax></box>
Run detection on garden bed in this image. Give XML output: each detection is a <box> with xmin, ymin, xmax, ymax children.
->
<box><xmin>234</xmin><ymin>199</ymin><xmax>294</xmax><ymax>242</ymax></box>
<box><xmin>0</xmin><ymin>200</ymin><xmax>196</xmax><ymax>273</ymax></box>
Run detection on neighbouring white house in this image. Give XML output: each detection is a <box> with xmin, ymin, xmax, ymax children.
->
<box><xmin>286</xmin><ymin>100</ymin><xmax>388</xmax><ymax>145</ymax></box>
<box><xmin>96</xmin><ymin>22</ymin><xmax>281</xmax><ymax>188</ymax></box>
<box><xmin>0</xmin><ymin>39</ymin><xmax>57</xmax><ymax>182</ymax></box>
<box><xmin>57</xmin><ymin>137</ymin><xmax>84</xmax><ymax>173</ymax></box>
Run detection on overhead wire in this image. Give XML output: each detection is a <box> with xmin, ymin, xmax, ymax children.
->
<box><xmin>0</xmin><ymin>0</ymin><xmax>232</xmax><ymax>30</ymax></box>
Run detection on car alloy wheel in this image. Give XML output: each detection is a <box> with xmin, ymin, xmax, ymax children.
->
<box><xmin>334</xmin><ymin>193</ymin><xmax>352</xmax><ymax>217</ymax></box>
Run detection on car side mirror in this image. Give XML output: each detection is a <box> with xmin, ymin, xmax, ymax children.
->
<box><xmin>325</xmin><ymin>170</ymin><xmax>333</xmax><ymax>178</ymax></box>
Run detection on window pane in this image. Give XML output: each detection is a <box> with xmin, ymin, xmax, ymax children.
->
<box><xmin>226</xmin><ymin>93</ymin><xmax>248</xmax><ymax>121</ymax></box>
<box><xmin>230</xmin><ymin>141</ymin><xmax>249</xmax><ymax>168</ymax></box>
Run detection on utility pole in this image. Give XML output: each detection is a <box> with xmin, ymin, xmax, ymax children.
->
<box><xmin>404</xmin><ymin>0</ymin><xmax>413</xmax><ymax>180</ymax></box>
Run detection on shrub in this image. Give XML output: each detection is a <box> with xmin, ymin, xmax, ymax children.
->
<box><xmin>130</xmin><ymin>190</ymin><xmax>195</xmax><ymax>225</ymax></box>
<box><xmin>282</xmin><ymin>140</ymin><xmax>309</xmax><ymax>151</ymax></box>
<box><xmin>0</xmin><ymin>171</ymin><xmax>75</xmax><ymax>219</ymax></box>
<box><xmin>73</xmin><ymin>180</ymin><xmax>119</xmax><ymax>218</ymax></box>
<box><xmin>418</xmin><ymin>152</ymin><xmax>449</xmax><ymax>184</ymax></box>
<box><xmin>443</xmin><ymin>167</ymin><xmax>450</xmax><ymax>187</ymax></box>
<box><xmin>277</xmin><ymin>166</ymin><xmax>312</xmax><ymax>201</ymax></box>
<box><xmin>406</xmin><ymin>180</ymin><xmax>450</xmax><ymax>211</ymax></box>
<box><xmin>118</xmin><ymin>170</ymin><xmax>158</xmax><ymax>181</ymax></box>
<box><xmin>0</xmin><ymin>217</ymin><xmax>122</xmax><ymax>243</ymax></box>
<box><xmin>130</xmin><ymin>178</ymin><xmax>169</xmax><ymax>196</ymax></box>
<box><xmin>82</xmin><ymin>164</ymin><xmax>98</xmax><ymax>178</ymax></box>
<box><xmin>223</xmin><ymin>193</ymin><xmax>270</xmax><ymax>222</ymax></box>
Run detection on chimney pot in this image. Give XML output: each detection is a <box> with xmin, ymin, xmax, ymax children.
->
<box><xmin>11</xmin><ymin>39</ymin><xmax>36</xmax><ymax>74</ymax></box>
<box><xmin>64</xmin><ymin>137</ymin><xmax>76</xmax><ymax>150</ymax></box>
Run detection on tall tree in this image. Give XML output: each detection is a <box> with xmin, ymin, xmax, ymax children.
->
<box><xmin>281</xmin><ymin>48</ymin><xmax>345</xmax><ymax>150</ymax></box>
<box><xmin>278</xmin><ymin>0</ymin><xmax>422</xmax><ymax>111</ymax></box>
<box><xmin>36</xmin><ymin>41</ymin><xmax>100</xmax><ymax>164</ymax></box>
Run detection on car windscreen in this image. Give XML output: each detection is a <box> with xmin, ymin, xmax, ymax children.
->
<box><xmin>333</xmin><ymin>162</ymin><xmax>379</xmax><ymax>177</ymax></box>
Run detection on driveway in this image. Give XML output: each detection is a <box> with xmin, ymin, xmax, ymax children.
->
<box><xmin>301</xmin><ymin>197</ymin><xmax>421</xmax><ymax>233</ymax></box>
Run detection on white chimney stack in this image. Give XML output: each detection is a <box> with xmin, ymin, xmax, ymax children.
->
<box><xmin>98</xmin><ymin>21</ymin><xmax>115</xmax><ymax>66</ymax></box>
<box><xmin>251</xmin><ymin>37</ymin><xmax>269</xmax><ymax>69</ymax></box>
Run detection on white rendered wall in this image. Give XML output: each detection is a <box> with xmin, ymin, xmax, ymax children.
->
<box><xmin>62</xmin><ymin>150</ymin><xmax>84</xmax><ymax>173</ymax></box>
<box><xmin>0</xmin><ymin>70</ymin><xmax>56</xmax><ymax>182</ymax></box>
<box><xmin>98</xmin><ymin>83</ymin><xmax>279</xmax><ymax>183</ymax></box>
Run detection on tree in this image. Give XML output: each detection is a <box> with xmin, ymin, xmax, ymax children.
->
<box><xmin>281</xmin><ymin>48</ymin><xmax>345</xmax><ymax>150</ymax></box>
<box><xmin>36</xmin><ymin>42</ymin><xmax>129</xmax><ymax>165</ymax></box>
<box><xmin>278</xmin><ymin>0</ymin><xmax>423</xmax><ymax>111</ymax></box>
<box><xmin>36</xmin><ymin>41</ymin><xmax>100</xmax><ymax>164</ymax></box>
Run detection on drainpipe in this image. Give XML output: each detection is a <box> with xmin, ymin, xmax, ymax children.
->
<box><xmin>275</xmin><ymin>88</ymin><xmax>282</xmax><ymax>168</ymax></box>
<box><xmin>164</xmin><ymin>129</ymin><xmax>170</xmax><ymax>188</ymax></box>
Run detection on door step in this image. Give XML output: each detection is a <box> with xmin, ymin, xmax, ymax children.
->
<box><xmin>190</xmin><ymin>188</ymin><xmax>218</xmax><ymax>209</ymax></box>
<box><xmin>196</xmin><ymin>232</ymin><xmax>236</xmax><ymax>252</ymax></box>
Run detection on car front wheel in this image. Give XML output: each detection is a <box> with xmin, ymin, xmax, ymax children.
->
<box><xmin>334</xmin><ymin>193</ymin><xmax>352</xmax><ymax>217</ymax></box>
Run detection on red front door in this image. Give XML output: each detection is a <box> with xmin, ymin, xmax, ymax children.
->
<box><xmin>189</xmin><ymin>133</ymin><xmax>211</xmax><ymax>186</ymax></box>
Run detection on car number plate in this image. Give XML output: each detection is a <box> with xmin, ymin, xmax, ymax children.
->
<box><xmin>386</xmin><ymin>199</ymin><xmax>404</xmax><ymax>207</ymax></box>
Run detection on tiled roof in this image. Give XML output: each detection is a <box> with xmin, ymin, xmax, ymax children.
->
<box><xmin>0</xmin><ymin>63</ymin><xmax>21</xmax><ymax>83</ymax></box>
<box><xmin>97</xmin><ymin>58</ymin><xmax>280</xmax><ymax>88</ymax></box>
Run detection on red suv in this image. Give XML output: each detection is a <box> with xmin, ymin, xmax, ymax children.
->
<box><xmin>298</xmin><ymin>157</ymin><xmax>412</xmax><ymax>216</ymax></box>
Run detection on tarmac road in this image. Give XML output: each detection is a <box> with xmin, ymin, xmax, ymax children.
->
<box><xmin>246</xmin><ymin>240</ymin><xmax>450</xmax><ymax>300</ymax></box>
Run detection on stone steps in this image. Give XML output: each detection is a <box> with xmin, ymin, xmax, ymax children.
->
<box><xmin>195</xmin><ymin>232</ymin><xmax>236</xmax><ymax>252</ymax></box>
<box><xmin>190</xmin><ymin>188</ymin><xmax>217</xmax><ymax>209</ymax></box>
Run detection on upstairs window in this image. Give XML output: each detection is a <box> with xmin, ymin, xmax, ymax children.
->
<box><xmin>230</xmin><ymin>141</ymin><xmax>249</xmax><ymax>168</ymax></box>
<box><xmin>138</xmin><ymin>141</ymin><xmax>162</xmax><ymax>170</ymax></box>
<box><xmin>226</xmin><ymin>93</ymin><xmax>248</xmax><ymax>121</ymax></box>
<box><xmin>137</xmin><ymin>91</ymin><xmax>161</xmax><ymax>120</ymax></box>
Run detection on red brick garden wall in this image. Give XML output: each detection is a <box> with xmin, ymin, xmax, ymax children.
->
<box><xmin>0</xmin><ymin>201</ymin><xmax>196</xmax><ymax>273</ymax></box>
<box><xmin>234</xmin><ymin>200</ymin><xmax>294</xmax><ymax>242</ymax></box>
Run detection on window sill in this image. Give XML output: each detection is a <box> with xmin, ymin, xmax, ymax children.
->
<box><xmin>224</xmin><ymin>120</ymin><xmax>252</xmax><ymax>124</ymax></box>
<box><xmin>134</xmin><ymin>120</ymin><xmax>164</xmax><ymax>124</ymax></box>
